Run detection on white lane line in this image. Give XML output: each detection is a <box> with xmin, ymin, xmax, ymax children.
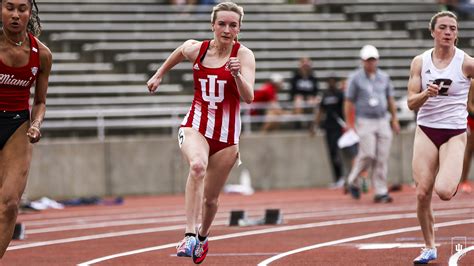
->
<box><xmin>25</xmin><ymin>206</ymin><xmax>376</xmax><ymax>232</ymax></box>
<box><xmin>7</xmin><ymin>223</ymin><xmax>223</xmax><ymax>251</ymax></box>
<box><xmin>11</xmin><ymin>208</ymin><xmax>471</xmax><ymax>252</ymax></box>
<box><xmin>13</xmin><ymin>209</ymin><xmax>388</xmax><ymax>248</ymax></box>
<box><xmin>26</xmin><ymin>205</ymin><xmax>409</xmax><ymax>234</ymax></box>
<box><xmin>356</xmin><ymin>243</ymin><xmax>429</xmax><ymax>249</ymax></box>
<box><xmin>20</xmin><ymin>206</ymin><xmax>167</xmax><ymax>222</ymax></box>
<box><xmin>76</xmin><ymin>209</ymin><xmax>470</xmax><ymax>265</ymax></box>
<box><xmin>23</xmin><ymin>210</ymin><xmax>184</xmax><ymax>227</ymax></box>
<box><xmin>449</xmin><ymin>245</ymin><xmax>474</xmax><ymax>266</ymax></box>
<box><xmin>22</xmin><ymin>205</ymin><xmax>358</xmax><ymax>227</ymax></box>
<box><xmin>25</xmin><ymin>204</ymin><xmax>474</xmax><ymax>235</ymax></box>
<box><xmin>20</xmin><ymin>200</ymin><xmax>310</xmax><ymax>225</ymax></box>
<box><xmin>337</xmin><ymin>242</ymin><xmax>450</xmax><ymax>248</ymax></box>
<box><xmin>21</xmin><ymin>198</ymin><xmax>328</xmax><ymax>223</ymax></box>
<box><xmin>170</xmin><ymin>252</ymin><xmax>280</xmax><ymax>257</ymax></box>
<box><xmin>7</xmin><ymin>226</ymin><xmax>180</xmax><ymax>250</ymax></box>
<box><xmin>257</xmin><ymin>219</ymin><xmax>474</xmax><ymax>266</ymax></box>
<box><xmin>26</xmin><ymin>207</ymin><xmax>350</xmax><ymax>234</ymax></box>
<box><xmin>24</xmin><ymin>204</ymin><xmax>296</xmax><ymax>227</ymax></box>
<box><xmin>26</xmin><ymin>205</ymin><xmax>328</xmax><ymax>234</ymax></box>
<box><xmin>208</xmin><ymin>252</ymin><xmax>280</xmax><ymax>257</ymax></box>
<box><xmin>23</xmin><ymin>200</ymin><xmax>473</xmax><ymax>228</ymax></box>
<box><xmin>27</xmin><ymin>216</ymin><xmax>186</xmax><ymax>234</ymax></box>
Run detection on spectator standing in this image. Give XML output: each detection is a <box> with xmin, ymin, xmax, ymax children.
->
<box><xmin>311</xmin><ymin>76</ymin><xmax>345</xmax><ymax>188</ymax></box>
<box><xmin>344</xmin><ymin>44</ymin><xmax>400</xmax><ymax>203</ymax></box>
<box><xmin>252</xmin><ymin>73</ymin><xmax>286</xmax><ymax>132</ymax></box>
<box><xmin>290</xmin><ymin>57</ymin><xmax>319</xmax><ymax>125</ymax></box>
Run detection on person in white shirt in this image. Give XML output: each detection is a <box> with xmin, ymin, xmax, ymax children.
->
<box><xmin>407</xmin><ymin>11</ymin><xmax>474</xmax><ymax>264</ymax></box>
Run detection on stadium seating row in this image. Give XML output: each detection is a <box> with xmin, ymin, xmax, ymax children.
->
<box><xmin>38</xmin><ymin>0</ymin><xmax>461</xmax><ymax>138</ymax></box>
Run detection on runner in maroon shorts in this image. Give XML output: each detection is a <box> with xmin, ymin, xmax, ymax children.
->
<box><xmin>0</xmin><ymin>0</ymin><xmax>52</xmax><ymax>258</ymax></box>
<box><xmin>407</xmin><ymin>11</ymin><xmax>474</xmax><ymax>264</ymax></box>
<box><xmin>147</xmin><ymin>2</ymin><xmax>255</xmax><ymax>264</ymax></box>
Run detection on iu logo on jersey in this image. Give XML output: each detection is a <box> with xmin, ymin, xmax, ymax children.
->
<box><xmin>430</xmin><ymin>78</ymin><xmax>452</xmax><ymax>96</ymax></box>
<box><xmin>199</xmin><ymin>75</ymin><xmax>226</xmax><ymax>109</ymax></box>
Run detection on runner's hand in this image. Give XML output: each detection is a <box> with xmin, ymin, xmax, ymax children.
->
<box><xmin>147</xmin><ymin>73</ymin><xmax>162</xmax><ymax>93</ymax></box>
<box><xmin>228</xmin><ymin>57</ymin><xmax>241</xmax><ymax>77</ymax></box>
<box><xmin>27</xmin><ymin>124</ymin><xmax>41</xmax><ymax>143</ymax></box>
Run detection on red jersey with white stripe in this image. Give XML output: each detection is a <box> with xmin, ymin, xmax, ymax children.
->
<box><xmin>181</xmin><ymin>40</ymin><xmax>242</xmax><ymax>144</ymax></box>
<box><xmin>0</xmin><ymin>33</ymin><xmax>40</xmax><ymax>111</ymax></box>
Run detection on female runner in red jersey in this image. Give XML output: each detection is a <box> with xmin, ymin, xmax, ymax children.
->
<box><xmin>147</xmin><ymin>2</ymin><xmax>255</xmax><ymax>264</ymax></box>
<box><xmin>0</xmin><ymin>0</ymin><xmax>52</xmax><ymax>259</ymax></box>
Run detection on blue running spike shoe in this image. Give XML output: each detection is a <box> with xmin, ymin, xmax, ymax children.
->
<box><xmin>176</xmin><ymin>235</ymin><xmax>196</xmax><ymax>257</ymax></box>
<box><xmin>349</xmin><ymin>185</ymin><xmax>361</xmax><ymax>199</ymax></box>
<box><xmin>413</xmin><ymin>247</ymin><xmax>437</xmax><ymax>264</ymax></box>
<box><xmin>192</xmin><ymin>237</ymin><xmax>208</xmax><ymax>264</ymax></box>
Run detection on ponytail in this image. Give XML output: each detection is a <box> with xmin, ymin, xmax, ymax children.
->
<box><xmin>27</xmin><ymin>0</ymin><xmax>42</xmax><ymax>37</ymax></box>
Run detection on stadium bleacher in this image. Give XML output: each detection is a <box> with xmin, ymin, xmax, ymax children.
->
<box><xmin>39</xmin><ymin>0</ymin><xmax>467</xmax><ymax>138</ymax></box>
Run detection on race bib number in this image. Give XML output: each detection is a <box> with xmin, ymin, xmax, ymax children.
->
<box><xmin>178</xmin><ymin>127</ymin><xmax>185</xmax><ymax>148</ymax></box>
<box><xmin>431</xmin><ymin>78</ymin><xmax>452</xmax><ymax>96</ymax></box>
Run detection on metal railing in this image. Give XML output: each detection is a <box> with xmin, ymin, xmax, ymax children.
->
<box><xmin>42</xmin><ymin>102</ymin><xmax>318</xmax><ymax>141</ymax></box>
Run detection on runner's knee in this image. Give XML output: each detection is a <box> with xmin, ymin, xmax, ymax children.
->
<box><xmin>434</xmin><ymin>186</ymin><xmax>455</xmax><ymax>201</ymax></box>
<box><xmin>203</xmin><ymin>196</ymin><xmax>218</xmax><ymax>210</ymax></box>
<box><xmin>0</xmin><ymin>196</ymin><xmax>20</xmax><ymax>219</ymax></box>
<box><xmin>416</xmin><ymin>188</ymin><xmax>431</xmax><ymax>203</ymax></box>
<box><xmin>189</xmin><ymin>159</ymin><xmax>207</xmax><ymax>180</ymax></box>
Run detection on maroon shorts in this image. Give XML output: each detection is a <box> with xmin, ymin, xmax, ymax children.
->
<box><xmin>419</xmin><ymin>125</ymin><xmax>465</xmax><ymax>149</ymax></box>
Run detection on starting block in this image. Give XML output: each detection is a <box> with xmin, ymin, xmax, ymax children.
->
<box><xmin>229</xmin><ymin>210</ymin><xmax>246</xmax><ymax>226</ymax></box>
<box><xmin>229</xmin><ymin>209</ymin><xmax>282</xmax><ymax>226</ymax></box>
<box><xmin>12</xmin><ymin>223</ymin><xmax>25</xmax><ymax>240</ymax></box>
<box><xmin>264</xmin><ymin>209</ymin><xmax>282</xmax><ymax>225</ymax></box>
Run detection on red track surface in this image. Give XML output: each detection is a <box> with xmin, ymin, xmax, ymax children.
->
<box><xmin>3</xmin><ymin>184</ymin><xmax>473</xmax><ymax>265</ymax></box>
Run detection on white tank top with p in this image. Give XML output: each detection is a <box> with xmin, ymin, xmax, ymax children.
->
<box><xmin>417</xmin><ymin>47</ymin><xmax>469</xmax><ymax>129</ymax></box>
